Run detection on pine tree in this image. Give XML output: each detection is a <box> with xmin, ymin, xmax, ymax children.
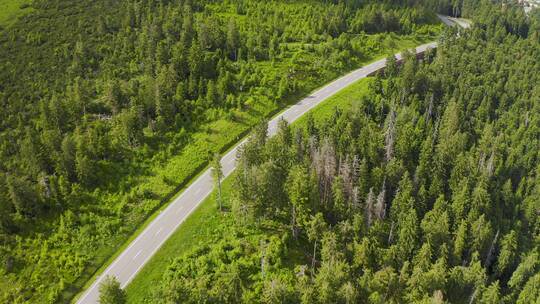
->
<box><xmin>99</xmin><ymin>276</ymin><xmax>126</xmax><ymax>304</ymax></box>
<box><xmin>226</xmin><ymin>19</ymin><xmax>240</xmax><ymax>60</ymax></box>
<box><xmin>211</xmin><ymin>153</ymin><xmax>223</xmax><ymax>212</ymax></box>
<box><xmin>286</xmin><ymin>165</ymin><xmax>311</xmax><ymax>239</ymax></box>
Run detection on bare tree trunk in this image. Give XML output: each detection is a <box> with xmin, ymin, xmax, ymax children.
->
<box><xmin>388</xmin><ymin>221</ymin><xmax>395</xmax><ymax>244</ymax></box>
<box><xmin>261</xmin><ymin>240</ymin><xmax>266</xmax><ymax>278</ymax></box>
<box><xmin>485</xmin><ymin>229</ymin><xmax>500</xmax><ymax>267</ymax></box>
<box><xmin>468</xmin><ymin>288</ymin><xmax>478</xmax><ymax>304</ymax></box>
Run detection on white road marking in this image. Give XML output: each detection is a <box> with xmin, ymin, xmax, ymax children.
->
<box><xmin>77</xmin><ymin>41</ymin><xmax>440</xmax><ymax>304</ymax></box>
<box><xmin>133</xmin><ymin>250</ymin><xmax>142</xmax><ymax>260</ymax></box>
<box><xmin>155</xmin><ymin>227</ymin><xmax>163</xmax><ymax>236</ymax></box>
<box><xmin>121</xmin><ymin>192</ymin><xmax>206</xmax><ymax>289</ymax></box>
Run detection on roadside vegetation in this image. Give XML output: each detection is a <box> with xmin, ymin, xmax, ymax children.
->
<box><xmin>125</xmin><ymin>76</ymin><xmax>374</xmax><ymax>303</ymax></box>
<box><xmin>127</xmin><ymin>1</ymin><xmax>539</xmax><ymax>303</ymax></box>
<box><xmin>0</xmin><ymin>0</ymin><xmax>443</xmax><ymax>302</ymax></box>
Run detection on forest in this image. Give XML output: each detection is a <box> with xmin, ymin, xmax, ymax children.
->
<box><xmin>132</xmin><ymin>1</ymin><xmax>539</xmax><ymax>303</ymax></box>
<box><xmin>0</xmin><ymin>0</ymin><xmax>446</xmax><ymax>302</ymax></box>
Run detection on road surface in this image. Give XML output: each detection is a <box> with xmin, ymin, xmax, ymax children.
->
<box><xmin>76</xmin><ymin>42</ymin><xmax>437</xmax><ymax>304</ymax></box>
<box><xmin>437</xmin><ymin>14</ymin><xmax>471</xmax><ymax>29</ymax></box>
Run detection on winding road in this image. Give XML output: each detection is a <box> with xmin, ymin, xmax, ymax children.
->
<box><xmin>76</xmin><ymin>42</ymin><xmax>438</xmax><ymax>303</ymax></box>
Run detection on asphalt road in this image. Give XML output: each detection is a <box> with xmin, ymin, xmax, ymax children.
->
<box><xmin>76</xmin><ymin>42</ymin><xmax>437</xmax><ymax>304</ymax></box>
<box><xmin>437</xmin><ymin>14</ymin><xmax>471</xmax><ymax>28</ymax></box>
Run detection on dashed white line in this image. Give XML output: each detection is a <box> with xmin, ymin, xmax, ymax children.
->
<box><xmin>155</xmin><ymin>227</ymin><xmax>163</xmax><ymax>236</ymax></box>
<box><xmin>77</xmin><ymin>42</ymin><xmax>439</xmax><ymax>304</ymax></box>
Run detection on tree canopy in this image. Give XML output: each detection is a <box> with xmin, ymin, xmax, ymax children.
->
<box><xmin>150</xmin><ymin>1</ymin><xmax>540</xmax><ymax>303</ymax></box>
<box><xmin>0</xmin><ymin>0</ymin><xmax>443</xmax><ymax>302</ymax></box>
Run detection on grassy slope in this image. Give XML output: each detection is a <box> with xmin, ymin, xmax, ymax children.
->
<box><xmin>0</xmin><ymin>0</ymin><xmax>32</xmax><ymax>27</ymax></box>
<box><xmin>125</xmin><ymin>77</ymin><xmax>374</xmax><ymax>303</ymax></box>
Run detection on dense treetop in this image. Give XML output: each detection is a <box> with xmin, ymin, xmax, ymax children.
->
<box><xmin>0</xmin><ymin>0</ymin><xmax>443</xmax><ymax>302</ymax></box>
<box><xmin>147</xmin><ymin>1</ymin><xmax>540</xmax><ymax>303</ymax></box>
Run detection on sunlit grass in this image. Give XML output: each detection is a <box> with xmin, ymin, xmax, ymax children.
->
<box><xmin>125</xmin><ymin>77</ymin><xmax>373</xmax><ymax>303</ymax></box>
<box><xmin>0</xmin><ymin>0</ymin><xmax>32</xmax><ymax>27</ymax></box>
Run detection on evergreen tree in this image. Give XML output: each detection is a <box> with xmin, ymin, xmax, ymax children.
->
<box><xmin>98</xmin><ymin>276</ymin><xmax>126</xmax><ymax>304</ymax></box>
<box><xmin>211</xmin><ymin>153</ymin><xmax>224</xmax><ymax>212</ymax></box>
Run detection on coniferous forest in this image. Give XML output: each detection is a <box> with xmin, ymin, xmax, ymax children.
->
<box><xmin>0</xmin><ymin>0</ymin><xmax>538</xmax><ymax>303</ymax></box>
<box><xmin>145</xmin><ymin>2</ymin><xmax>539</xmax><ymax>304</ymax></box>
<box><xmin>0</xmin><ymin>0</ymin><xmax>445</xmax><ymax>302</ymax></box>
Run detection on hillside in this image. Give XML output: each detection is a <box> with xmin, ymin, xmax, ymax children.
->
<box><xmin>129</xmin><ymin>1</ymin><xmax>540</xmax><ymax>303</ymax></box>
<box><xmin>0</xmin><ymin>0</ymin><xmax>442</xmax><ymax>302</ymax></box>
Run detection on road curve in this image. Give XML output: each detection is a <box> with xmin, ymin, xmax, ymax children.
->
<box><xmin>76</xmin><ymin>42</ymin><xmax>437</xmax><ymax>304</ymax></box>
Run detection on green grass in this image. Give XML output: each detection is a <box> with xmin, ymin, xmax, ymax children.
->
<box><xmin>71</xmin><ymin>33</ymin><xmax>436</xmax><ymax>302</ymax></box>
<box><xmin>0</xmin><ymin>0</ymin><xmax>442</xmax><ymax>299</ymax></box>
<box><xmin>0</xmin><ymin>0</ymin><xmax>32</xmax><ymax>27</ymax></box>
<box><xmin>125</xmin><ymin>77</ymin><xmax>373</xmax><ymax>303</ymax></box>
<box><xmin>125</xmin><ymin>175</ymin><xmax>237</xmax><ymax>303</ymax></box>
<box><xmin>295</xmin><ymin>77</ymin><xmax>374</xmax><ymax>124</ymax></box>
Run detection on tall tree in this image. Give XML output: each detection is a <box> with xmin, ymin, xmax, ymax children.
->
<box><xmin>99</xmin><ymin>276</ymin><xmax>126</xmax><ymax>304</ymax></box>
<box><xmin>226</xmin><ymin>19</ymin><xmax>240</xmax><ymax>60</ymax></box>
<box><xmin>307</xmin><ymin>213</ymin><xmax>327</xmax><ymax>271</ymax></box>
<box><xmin>286</xmin><ymin>165</ymin><xmax>311</xmax><ymax>239</ymax></box>
<box><xmin>211</xmin><ymin>153</ymin><xmax>224</xmax><ymax>212</ymax></box>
